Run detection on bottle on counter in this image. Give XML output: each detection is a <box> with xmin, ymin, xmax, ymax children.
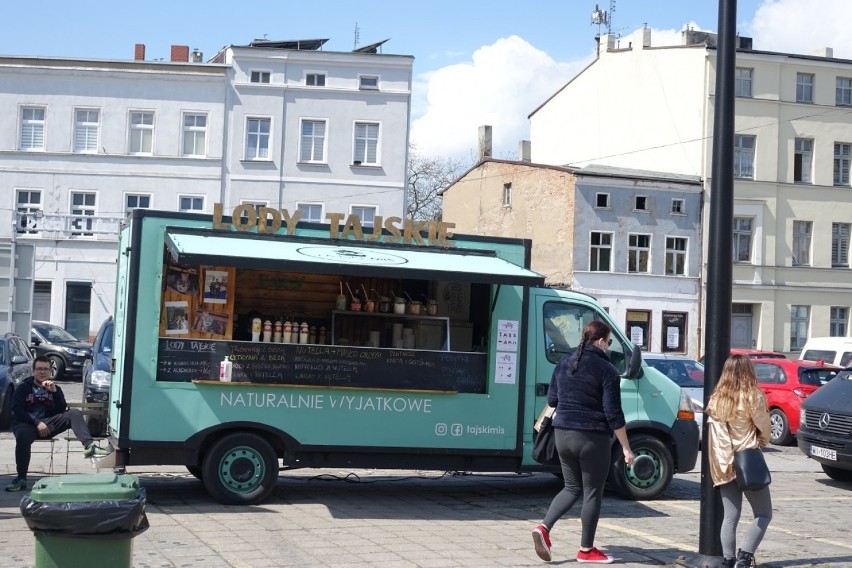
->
<box><xmin>251</xmin><ymin>318</ymin><xmax>262</xmax><ymax>342</ymax></box>
<box><xmin>219</xmin><ymin>356</ymin><xmax>233</xmax><ymax>382</ymax></box>
<box><xmin>309</xmin><ymin>325</ymin><xmax>317</xmax><ymax>344</ymax></box>
<box><xmin>299</xmin><ymin>322</ymin><xmax>309</xmax><ymax>344</ymax></box>
<box><xmin>273</xmin><ymin>320</ymin><xmax>283</xmax><ymax>343</ymax></box>
<box><xmin>283</xmin><ymin>321</ymin><xmax>292</xmax><ymax>343</ymax></box>
<box><xmin>262</xmin><ymin>320</ymin><xmax>272</xmax><ymax>342</ymax></box>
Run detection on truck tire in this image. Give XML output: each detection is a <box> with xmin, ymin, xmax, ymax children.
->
<box><xmin>202</xmin><ymin>433</ymin><xmax>279</xmax><ymax>505</ymax></box>
<box><xmin>822</xmin><ymin>464</ymin><xmax>852</xmax><ymax>482</ymax></box>
<box><xmin>186</xmin><ymin>465</ymin><xmax>203</xmax><ymax>480</ymax></box>
<box><xmin>608</xmin><ymin>433</ymin><xmax>674</xmax><ymax>500</ymax></box>
<box><xmin>769</xmin><ymin>408</ymin><xmax>792</xmax><ymax>445</ymax></box>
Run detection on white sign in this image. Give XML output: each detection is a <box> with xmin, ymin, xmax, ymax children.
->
<box><xmin>630</xmin><ymin>326</ymin><xmax>644</xmax><ymax>346</ymax></box>
<box><xmin>666</xmin><ymin>326</ymin><xmax>680</xmax><ymax>349</ymax></box>
<box><xmin>495</xmin><ymin>352</ymin><xmax>517</xmax><ymax>384</ymax></box>
<box><xmin>497</xmin><ymin>320</ymin><xmax>519</xmax><ymax>351</ymax></box>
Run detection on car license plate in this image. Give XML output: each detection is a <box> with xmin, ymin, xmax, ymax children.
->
<box><xmin>811</xmin><ymin>445</ymin><xmax>837</xmax><ymax>461</ymax></box>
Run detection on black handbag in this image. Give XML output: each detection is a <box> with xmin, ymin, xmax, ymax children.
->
<box><xmin>727</xmin><ymin>424</ymin><xmax>771</xmax><ymax>491</ymax></box>
<box><xmin>532</xmin><ymin>411</ymin><xmax>559</xmax><ymax>465</ymax></box>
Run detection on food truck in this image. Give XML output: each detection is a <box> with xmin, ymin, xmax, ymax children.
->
<box><xmin>105</xmin><ymin>207</ymin><xmax>698</xmax><ymax>505</ymax></box>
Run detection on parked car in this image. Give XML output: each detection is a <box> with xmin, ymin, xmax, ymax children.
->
<box><xmin>799</xmin><ymin>336</ymin><xmax>852</xmax><ymax>368</ymax></box>
<box><xmin>82</xmin><ymin>316</ymin><xmax>113</xmax><ymax>436</ymax></box>
<box><xmin>797</xmin><ymin>364</ymin><xmax>852</xmax><ymax>482</ymax></box>
<box><xmin>0</xmin><ymin>332</ymin><xmax>35</xmax><ymax>429</ymax></box>
<box><xmin>699</xmin><ymin>348</ymin><xmax>787</xmax><ymax>365</ymax></box>
<box><xmin>30</xmin><ymin>320</ymin><xmax>92</xmax><ymax>381</ymax></box>
<box><xmin>642</xmin><ymin>353</ymin><xmax>705</xmax><ymax>439</ymax></box>
<box><xmin>752</xmin><ymin>359</ymin><xmax>840</xmax><ymax>445</ymax></box>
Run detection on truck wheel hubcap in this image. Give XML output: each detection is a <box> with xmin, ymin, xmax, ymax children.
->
<box><xmin>625</xmin><ymin>452</ymin><xmax>660</xmax><ymax>488</ymax></box>
<box><xmin>218</xmin><ymin>446</ymin><xmax>264</xmax><ymax>493</ymax></box>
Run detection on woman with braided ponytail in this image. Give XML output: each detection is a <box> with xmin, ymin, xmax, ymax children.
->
<box><xmin>532</xmin><ymin>321</ymin><xmax>635</xmax><ymax>564</ymax></box>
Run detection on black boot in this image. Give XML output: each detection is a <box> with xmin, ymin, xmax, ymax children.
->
<box><xmin>735</xmin><ymin>549</ymin><xmax>755</xmax><ymax>568</ymax></box>
<box><xmin>722</xmin><ymin>557</ymin><xmax>735</xmax><ymax>568</ymax></box>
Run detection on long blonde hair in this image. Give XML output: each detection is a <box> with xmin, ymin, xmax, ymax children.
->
<box><xmin>706</xmin><ymin>354</ymin><xmax>766</xmax><ymax>422</ymax></box>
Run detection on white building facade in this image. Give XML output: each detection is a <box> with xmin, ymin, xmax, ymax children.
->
<box><xmin>530</xmin><ymin>29</ymin><xmax>852</xmax><ymax>355</ymax></box>
<box><xmin>0</xmin><ymin>40</ymin><xmax>413</xmax><ymax>339</ymax></box>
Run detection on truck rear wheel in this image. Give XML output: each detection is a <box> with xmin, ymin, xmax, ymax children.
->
<box><xmin>608</xmin><ymin>433</ymin><xmax>674</xmax><ymax>500</ymax></box>
<box><xmin>202</xmin><ymin>433</ymin><xmax>279</xmax><ymax>505</ymax></box>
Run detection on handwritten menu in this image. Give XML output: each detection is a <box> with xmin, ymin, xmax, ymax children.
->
<box><xmin>156</xmin><ymin>339</ymin><xmax>487</xmax><ymax>393</ymax></box>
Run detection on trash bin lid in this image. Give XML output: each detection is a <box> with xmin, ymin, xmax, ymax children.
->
<box><xmin>29</xmin><ymin>473</ymin><xmax>141</xmax><ymax>502</ymax></box>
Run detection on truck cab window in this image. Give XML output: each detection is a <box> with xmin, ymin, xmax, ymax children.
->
<box><xmin>542</xmin><ymin>301</ymin><xmax>627</xmax><ymax>374</ymax></box>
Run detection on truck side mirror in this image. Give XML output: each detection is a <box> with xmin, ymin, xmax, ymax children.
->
<box><xmin>626</xmin><ymin>346</ymin><xmax>643</xmax><ymax>379</ymax></box>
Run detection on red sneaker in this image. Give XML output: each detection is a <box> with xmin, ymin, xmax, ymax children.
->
<box><xmin>577</xmin><ymin>547</ymin><xmax>614</xmax><ymax>564</ymax></box>
<box><xmin>532</xmin><ymin>524</ymin><xmax>552</xmax><ymax>562</ymax></box>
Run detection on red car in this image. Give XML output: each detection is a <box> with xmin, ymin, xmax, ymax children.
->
<box><xmin>752</xmin><ymin>359</ymin><xmax>841</xmax><ymax>445</ymax></box>
<box><xmin>699</xmin><ymin>348</ymin><xmax>787</xmax><ymax>365</ymax></box>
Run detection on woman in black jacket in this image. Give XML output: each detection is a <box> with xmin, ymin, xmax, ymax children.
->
<box><xmin>532</xmin><ymin>321</ymin><xmax>635</xmax><ymax>563</ymax></box>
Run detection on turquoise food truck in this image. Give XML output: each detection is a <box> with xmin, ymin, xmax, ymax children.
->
<box><xmin>106</xmin><ymin>207</ymin><xmax>698</xmax><ymax>505</ymax></box>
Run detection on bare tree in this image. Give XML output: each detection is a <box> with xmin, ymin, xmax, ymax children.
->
<box><xmin>406</xmin><ymin>146</ymin><xmax>470</xmax><ymax>221</ymax></box>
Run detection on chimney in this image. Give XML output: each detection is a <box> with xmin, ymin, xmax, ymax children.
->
<box><xmin>519</xmin><ymin>140</ymin><xmax>531</xmax><ymax>162</ymax></box>
<box><xmin>191</xmin><ymin>48</ymin><xmax>204</xmax><ymax>63</ymax></box>
<box><xmin>814</xmin><ymin>47</ymin><xmax>834</xmax><ymax>58</ymax></box>
<box><xmin>642</xmin><ymin>27</ymin><xmax>652</xmax><ymax>48</ymax></box>
<box><xmin>478</xmin><ymin>125</ymin><xmax>492</xmax><ymax>160</ymax></box>
<box><xmin>134</xmin><ymin>43</ymin><xmax>146</xmax><ymax>61</ymax></box>
<box><xmin>597</xmin><ymin>33</ymin><xmax>616</xmax><ymax>56</ymax></box>
<box><xmin>170</xmin><ymin>45</ymin><xmax>190</xmax><ymax>62</ymax></box>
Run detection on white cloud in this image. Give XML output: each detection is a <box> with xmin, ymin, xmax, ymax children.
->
<box><xmin>746</xmin><ymin>0</ymin><xmax>852</xmax><ymax>57</ymax></box>
<box><xmin>410</xmin><ymin>36</ymin><xmax>586</xmax><ymax>161</ymax></box>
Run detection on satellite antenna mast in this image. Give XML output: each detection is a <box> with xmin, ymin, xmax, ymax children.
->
<box><xmin>354</xmin><ymin>22</ymin><xmax>360</xmax><ymax>49</ymax></box>
<box><xmin>591</xmin><ymin>0</ymin><xmax>616</xmax><ymax>39</ymax></box>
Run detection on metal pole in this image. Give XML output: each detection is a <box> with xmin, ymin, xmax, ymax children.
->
<box><xmin>692</xmin><ymin>0</ymin><xmax>738</xmax><ymax>566</ymax></box>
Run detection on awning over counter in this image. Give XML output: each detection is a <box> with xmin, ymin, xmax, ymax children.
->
<box><xmin>164</xmin><ymin>229</ymin><xmax>545</xmax><ymax>287</ymax></box>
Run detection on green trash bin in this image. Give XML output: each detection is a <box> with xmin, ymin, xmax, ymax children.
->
<box><xmin>20</xmin><ymin>473</ymin><xmax>148</xmax><ymax>568</ymax></box>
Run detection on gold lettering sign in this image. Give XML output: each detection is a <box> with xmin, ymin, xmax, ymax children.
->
<box><xmin>211</xmin><ymin>203</ymin><xmax>455</xmax><ymax>247</ymax></box>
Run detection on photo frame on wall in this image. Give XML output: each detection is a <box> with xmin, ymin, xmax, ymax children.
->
<box><xmin>164</xmin><ymin>301</ymin><xmax>190</xmax><ymax>335</ymax></box>
<box><xmin>193</xmin><ymin>308</ymin><xmax>229</xmax><ymax>337</ymax></box>
<box><xmin>202</xmin><ymin>268</ymin><xmax>229</xmax><ymax>304</ymax></box>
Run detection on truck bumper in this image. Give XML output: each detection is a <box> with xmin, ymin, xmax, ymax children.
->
<box><xmin>670</xmin><ymin>418</ymin><xmax>700</xmax><ymax>473</ymax></box>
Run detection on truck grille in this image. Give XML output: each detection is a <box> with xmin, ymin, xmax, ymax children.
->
<box><xmin>803</xmin><ymin>409</ymin><xmax>852</xmax><ymax>437</ymax></box>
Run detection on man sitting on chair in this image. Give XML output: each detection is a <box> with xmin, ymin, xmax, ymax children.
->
<box><xmin>5</xmin><ymin>356</ymin><xmax>112</xmax><ymax>492</ymax></box>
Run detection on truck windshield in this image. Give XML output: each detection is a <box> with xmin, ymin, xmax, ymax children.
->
<box><xmin>543</xmin><ymin>301</ymin><xmax>627</xmax><ymax>374</ymax></box>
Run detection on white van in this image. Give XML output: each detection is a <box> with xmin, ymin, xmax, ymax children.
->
<box><xmin>799</xmin><ymin>337</ymin><xmax>852</xmax><ymax>368</ymax></box>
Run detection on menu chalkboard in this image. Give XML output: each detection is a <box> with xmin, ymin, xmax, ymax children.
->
<box><xmin>156</xmin><ymin>338</ymin><xmax>487</xmax><ymax>393</ymax></box>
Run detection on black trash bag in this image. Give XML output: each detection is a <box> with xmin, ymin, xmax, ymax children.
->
<box><xmin>20</xmin><ymin>487</ymin><xmax>149</xmax><ymax>540</ymax></box>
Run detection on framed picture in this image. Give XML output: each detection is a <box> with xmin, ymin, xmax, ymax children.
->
<box><xmin>164</xmin><ymin>301</ymin><xmax>190</xmax><ymax>335</ymax></box>
<box><xmin>166</xmin><ymin>263</ymin><xmax>198</xmax><ymax>296</ymax></box>
<box><xmin>193</xmin><ymin>308</ymin><xmax>229</xmax><ymax>337</ymax></box>
<box><xmin>202</xmin><ymin>269</ymin><xmax>229</xmax><ymax>304</ymax></box>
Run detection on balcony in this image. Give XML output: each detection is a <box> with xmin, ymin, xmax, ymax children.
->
<box><xmin>14</xmin><ymin>211</ymin><xmax>124</xmax><ymax>240</ymax></box>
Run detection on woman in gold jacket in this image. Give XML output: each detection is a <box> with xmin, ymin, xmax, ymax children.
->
<box><xmin>705</xmin><ymin>354</ymin><xmax>772</xmax><ymax>568</ymax></box>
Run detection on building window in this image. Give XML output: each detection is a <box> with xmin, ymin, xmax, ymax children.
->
<box><xmin>16</xmin><ymin>189</ymin><xmax>42</xmax><ymax>234</ymax></box>
<box><xmin>671</xmin><ymin>198</ymin><xmax>685</xmax><ymax>214</ymax></box>
<box><xmin>299</xmin><ymin>119</ymin><xmax>327</xmax><ymax>163</ymax></box>
<box><xmin>502</xmin><ymin>183</ymin><xmax>512</xmax><ymax>207</ymax></box>
<box><xmin>179</xmin><ymin>196</ymin><xmax>204</xmax><ymax>213</ymax></box>
<box><xmin>797</xmin><ymin>72</ymin><xmax>814</xmax><ymax>103</ymax></box>
<box><xmin>306</xmin><ymin>73</ymin><xmax>326</xmax><ymax>86</ymax></box>
<box><xmin>359</xmin><ymin>75</ymin><xmax>379</xmax><ymax>90</ymax></box>
<box><xmin>634</xmin><ymin>195</ymin><xmax>648</xmax><ymax>211</ymax></box>
<box><xmin>589</xmin><ymin>232</ymin><xmax>612</xmax><ymax>271</ymax></box>
<box><xmin>735</xmin><ymin>67</ymin><xmax>753</xmax><ymax>98</ymax></box>
<box><xmin>182</xmin><ymin>113</ymin><xmax>207</xmax><ymax>157</ymax></box>
<box><xmin>250</xmin><ymin>70</ymin><xmax>270</xmax><ymax>84</ymax></box>
<box><xmin>792</xmin><ymin>221</ymin><xmax>812</xmax><ymax>266</ymax></box>
<box><xmin>628</xmin><ymin>234</ymin><xmax>651</xmax><ymax>273</ymax></box>
<box><xmin>665</xmin><ymin>237</ymin><xmax>687</xmax><ymax>276</ymax></box>
<box><xmin>125</xmin><ymin>194</ymin><xmax>151</xmax><ymax>216</ymax></box>
<box><xmin>245</xmin><ymin>117</ymin><xmax>271</xmax><ymax>160</ymax></box>
<box><xmin>626</xmin><ymin>310</ymin><xmax>651</xmax><ymax>351</ymax></box>
<box><xmin>353</xmin><ymin>121</ymin><xmax>379</xmax><ymax>165</ymax></box>
<box><xmin>837</xmin><ymin>77</ymin><xmax>852</xmax><ymax>106</ymax></box>
<box><xmin>297</xmin><ymin>203</ymin><xmax>323</xmax><ymax>223</ymax></box>
<box><xmin>128</xmin><ymin>111</ymin><xmax>154</xmax><ymax>154</ymax></box>
<box><xmin>833</xmin><ymin>222</ymin><xmax>850</xmax><ymax>267</ymax></box>
<box><xmin>351</xmin><ymin>205</ymin><xmax>376</xmax><ymax>227</ymax></box>
<box><xmin>790</xmin><ymin>305</ymin><xmax>810</xmax><ymax>350</ymax></box>
<box><xmin>595</xmin><ymin>193</ymin><xmax>610</xmax><ymax>208</ymax></box>
<box><xmin>661</xmin><ymin>312</ymin><xmax>687</xmax><ymax>353</ymax></box>
<box><xmin>734</xmin><ymin>217</ymin><xmax>753</xmax><ymax>262</ymax></box>
<box><xmin>793</xmin><ymin>138</ymin><xmax>813</xmax><ymax>183</ymax></box>
<box><xmin>70</xmin><ymin>191</ymin><xmax>96</xmax><ymax>237</ymax></box>
<box><xmin>734</xmin><ymin>135</ymin><xmax>756</xmax><ymax>179</ymax></box>
<box><xmin>834</xmin><ymin>143</ymin><xmax>851</xmax><ymax>186</ymax></box>
<box><xmin>831</xmin><ymin>307</ymin><xmax>849</xmax><ymax>337</ymax></box>
<box><xmin>20</xmin><ymin>106</ymin><xmax>45</xmax><ymax>151</ymax></box>
<box><xmin>74</xmin><ymin>109</ymin><xmax>99</xmax><ymax>153</ymax></box>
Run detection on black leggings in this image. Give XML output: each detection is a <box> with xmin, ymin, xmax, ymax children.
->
<box><xmin>12</xmin><ymin>410</ymin><xmax>93</xmax><ymax>478</ymax></box>
<box><xmin>542</xmin><ymin>429</ymin><xmax>611</xmax><ymax>548</ymax></box>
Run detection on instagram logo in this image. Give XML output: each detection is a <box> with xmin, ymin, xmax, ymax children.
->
<box><xmin>435</xmin><ymin>423</ymin><xmax>448</xmax><ymax>436</ymax></box>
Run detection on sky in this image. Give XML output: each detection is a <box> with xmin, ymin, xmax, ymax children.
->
<box><xmin>3</xmin><ymin>0</ymin><xmax>852</xmax><ymax>161</ymax></box>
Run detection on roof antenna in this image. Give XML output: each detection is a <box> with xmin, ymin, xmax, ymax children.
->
<box><xmin>354</xmin><ymin>22</ymin><xmax>360</xmax><ymax>50</ymax></box>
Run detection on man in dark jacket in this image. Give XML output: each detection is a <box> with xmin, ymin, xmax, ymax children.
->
<box><xmin>5</xmin><ymin>356</ymin><xmax>112</xmax><ymax>492</ymax></box>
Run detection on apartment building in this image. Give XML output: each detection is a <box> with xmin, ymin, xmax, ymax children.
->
<box><xmin>530</xmin><ymin>28</ymin><xmax>852</xmax><ymax>354</ymax></box>
<box><xmin>0</xmin><ymin>39</ymin><xmax>413</xmax><ymax>339</ymax></box>
<box><xmin>443</xmin><ymin>158</ymin><xmax>703</xmax><ymax>356</ymax></box>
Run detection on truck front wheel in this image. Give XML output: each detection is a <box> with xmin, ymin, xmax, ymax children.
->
<box><xmin>202</xmin><ymin>433</ymin><xmax>279</xmax><ymax>505</ymax></box>
<box><xmin>608</xmin><ymin>433</ymin><xmax>674</xmax><ymax>500</ymax></box>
